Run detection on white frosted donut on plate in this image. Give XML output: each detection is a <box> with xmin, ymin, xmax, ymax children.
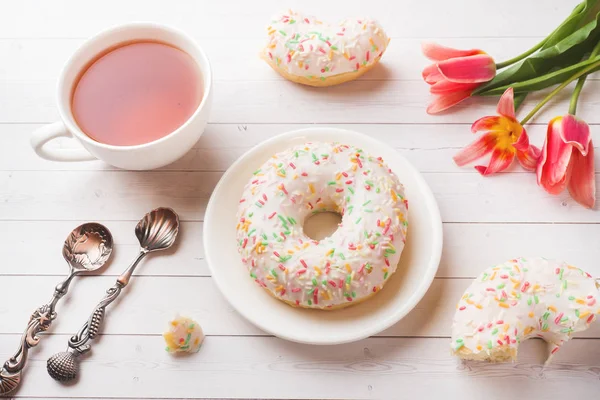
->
<box><xmin>261</xmin><ymin>10</ymin><xmax>390</xmax><ymax>87</ymax></box>
<box><xmin>235</xmin><ymin>142</ymin><xmax>408</xmax><ymax>309</ymax></box>
<box><xmin>452</xmin><ymin>257</ymin><xmax>600</xmax><ymax>362</ymax></box>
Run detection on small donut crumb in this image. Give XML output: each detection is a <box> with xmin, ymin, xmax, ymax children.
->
<box><xmin>163</xmin><ymin>315</ymin><xmax>204</xmax><ymax>353</ymax></box>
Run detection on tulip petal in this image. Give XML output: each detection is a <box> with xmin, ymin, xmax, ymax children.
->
<box><xmin>471</xmin><ymin>116</ymin><xmax>501</xmax><ymax>133</ymax></box>
<box><xmin>560</xmin><ymin>114</ymin><xmax>592</xmax><ymax>156</ymax></box>
<box><xmin>430</xmin><ymin>80</ymin><xmax>479</xmax><ymax>94</ymax></box>
<box><xmin>422</xmin><ymin>42</ymin><xmax>482</xmax><ymax>61</ymax></box>
<box><xmin>512</xmin><ymin>126</ymin><xmax>530</xmax><ymax>152</ymax></box>
<box><xmin>422</xmin><ymin>64</ymin><xmax>443</xmax><ymax>84</ymax></box>
<box><xmin>470</xmin><ymin>116</ymin><xmax>520</xmax><ymax>134</ymax></box>
<box><xmin>516</xmin><ymin>145</ymin><xmax>541</xmax><ymax>171</ymax></box>
<box><xmin>426</xmin><ymin>90</ymin><xmax>473</xmax><ymax>114</ymax></box>
<box><xmin>567</xmin><ymin>144</ymin><xmax>596</xmax><ymax>208</ymax></box>
<box><xmin>536</xmin><ymin>117</ymin><xmax>572</xmax><ymax>195</ymax></box>
<box><xmin>496</xmin><ymin>88</ymin><xmax>516</xmax><ymax>119</ymax></box>
<box><xmin>437</xmin><ymin>54</ymin><xmax>496</xmax><ymax>83</ymax></box>
<box><xmin>453</xmin><ymin>132</ymin><xmax>497</xmax><ymax>166</ymax></box>
<box><xmin>475</xmin><ymin>147</ymin><xmax>515</xmax><ymax>176</ymax></box>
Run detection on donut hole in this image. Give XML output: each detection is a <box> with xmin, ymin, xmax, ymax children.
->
<box><xmin>303</xmin><ymin>211</ymin><xmax>342</xmax><ymax>241</ymax></box>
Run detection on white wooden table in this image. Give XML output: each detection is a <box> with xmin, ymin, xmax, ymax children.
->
<box><xmin>1</xmin><ymin>1</ymin><xmax>599</xmax><ymax>399</ymax></box>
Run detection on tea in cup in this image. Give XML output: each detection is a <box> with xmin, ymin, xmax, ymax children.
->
<box><xmin>31</xmin><ymin>23</ymin><xmax>212</xmax><ymax>170</ymax></box>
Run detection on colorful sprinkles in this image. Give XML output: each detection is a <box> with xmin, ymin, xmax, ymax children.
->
<box><xmin>451</xmin><ymin>257</ymin><xmax>599</xmax><ymax>361</ymax></box>
<box><xmin>235</xmin><ymin>142</ymin><xmax>408</xmax><ymax>309</ymax></box>
<box><xmin>262</xmin><ymin>10</ymin><xmax>390</xmax><ymax>82</ymax></box>
<box><xmin>163</xmin><ymin>316</ymin><xmax>204</xmax><ymax>354</ymax></box>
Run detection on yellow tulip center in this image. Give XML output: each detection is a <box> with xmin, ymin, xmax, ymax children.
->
<box><xmin>494</xmin><ymin>117</ymin><xmax>523</xmax><ymax>153</ymax></box>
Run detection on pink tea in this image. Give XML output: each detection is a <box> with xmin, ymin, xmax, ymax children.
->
<box><xmin>72</xmin><ymin>41</ymin><xmax>202</xmax><ymax>146</ymax></box>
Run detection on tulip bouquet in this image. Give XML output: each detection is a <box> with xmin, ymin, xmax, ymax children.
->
<box><xmin>423</xmin><ymin>0</ymin><xmax>599</xmax><ymax>208</ymax></box>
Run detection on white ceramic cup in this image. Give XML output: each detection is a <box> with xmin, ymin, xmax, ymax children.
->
<box><xmin>30</xmin><ymin>22</ymin><xmax>213</xmax><ymax>170</ymax></box>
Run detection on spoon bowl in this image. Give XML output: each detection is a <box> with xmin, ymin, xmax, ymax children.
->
<box><xmin>47</xmin><ymin>208</ymin><xmax>180</xmax><ymax>383</ymax></box>
<box><xmin>62</xmin><ymin>223</ymin><xmax>113</xmax><ymax>274</ymax></box>
<box><xmin>135</xmin><ymin>207</ymin><xmax>179</xmax><ymax>252</ymax></box>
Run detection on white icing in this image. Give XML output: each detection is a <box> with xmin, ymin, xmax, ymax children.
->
<box><xmin>451</xmin><ymin>257</ymin><xmax>599</xmax><ymax>360</ymax></box>
<box><xmin>263</xmin><ymin>10</ymin><xmax>389</xmax><ymax>80</ymax></box>
<box><xmin>236</xmin><ymin>142</ymin><xmax>408</xmax><ymax>308</ymax></box>
<box><xmin>163</xmin><ymin>316</ymin><xmax>204</xmax><ymax>353</ymax></box>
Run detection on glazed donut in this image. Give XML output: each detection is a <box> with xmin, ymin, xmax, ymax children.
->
<box><xmin>236</xmin><ymin>142</ymin><xmax>408</xmax><ymax>309</ymax></box>
<box><xmin>452</xmin><ymin>257</ymin><xmax>600</xmax><ymax>362</ymax></box>
<box><xmin>261</xmin><ymin>10</ymin><xmax>389</xmax><ymax>87</ymax></box>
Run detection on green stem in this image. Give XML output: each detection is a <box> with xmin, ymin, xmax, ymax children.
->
<box><xmin>569</xmin><ymin>74</ymin><xmax>587</xmax><ymax>115</ymax></box>
<box><xmin>569</xmin><ymin>40</ymin><xmax>600</xmax><ymax>115</ymax></box>
<box><xmin>496</xmin><ymin>38</ymin><xmax>548</xmax><ymax>70</ymax></box>
<box><xmin>520</xmin><ymin>57</ymin><xmax>600</xmax><ymax>125</ymax></box>
<box><xmin>495</xmin><ymin>1</ymin><xmax>586</xmax><ymax>70</ymax></box>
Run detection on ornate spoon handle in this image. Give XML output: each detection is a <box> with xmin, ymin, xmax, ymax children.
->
<box><xmin>46</xmin><ymin>249</ymin><xmax>149</xmax><ymax>385</ymax></box>
<box><xmin>68</xmin><ymin>249</ymin><xmax>148</xmax><ymax>355</ymax></box>
<box><xmin>0</xmin><ymin>273</ymin><xmax>75</xmax><ymax>395</ymax></box>
<box><xmin>67</xmin><ymin>282</ymin><xmax>123</xmax><ymax>355</ymax></box>
<box><xmin>48</xmin><ymin>208</ymin><xmax>179</xmax><ymax>383</ymax></box>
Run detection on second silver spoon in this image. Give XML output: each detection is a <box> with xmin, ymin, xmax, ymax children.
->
<box><xmin>46</xmin><ymin>207</ymin><xmax>180</xmax><ymax>382</ymax></box>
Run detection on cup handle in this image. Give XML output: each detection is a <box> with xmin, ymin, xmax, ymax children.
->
<box><xmin>31</xmin><ymin>122</ymin><xmax>96</xmax><ymax>162</ymax></box>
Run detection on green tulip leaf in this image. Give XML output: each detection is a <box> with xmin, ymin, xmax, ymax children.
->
<box><xmin>474</xmin><ymin>0</ymin><xmax>600</xmax><ymax>95</ymax></box>
<box><xmin>542</xmin><ymin>0</ymin><xmax>593</xmax><ymax>49</ymax></box>
<box><xmin>478</xmin><ymin>56</ymin><xmax>600</xmax><ymax>96</ymax></box>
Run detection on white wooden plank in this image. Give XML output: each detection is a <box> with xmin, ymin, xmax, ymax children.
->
<box><xmin>0</xmin><ymin>0</ymin><xmax>574</xmax><ymax>39</ymax></box>
<box><xmin>1</xmin><ymin>276</ymin><xmax>599</xmax><ymax>338</ymax></box>
<box><xmin>0</xmin><ymin>1</ymin><xmax>599</xmax><ymax>398</ymax></box>
<box><xmin>2</xmin><ymin>123</ymin><xmax>599</xmax><ymax>173</ymax></box>
<box><xmin>3</xmin><ymin>78</ymin><xmax>600</xmax><ymax>125</ymax></box>
<box><xmin>0</xmin><ymin>275</ymin><xmax>263</xmax><ymax>337</ymax></box>
<box><xmin>0</xmin><ymin>335</ymin><xmax>598</xmax><ymax>399</ymax></box>
<box><xmin>7</xmin><ymin>37</ymin><xmax>600</xmax><ymax>84</ymax></box>
<box><xmin>0</xmin><ymin>171</ymin><xmax>598</xmax><ymax>222</ymax></box>
<box><xmin>171</xmin><ymin>79</ymin><xmax>600</xmax><ymax>125</ymax></box>
<box><xmin>0</xmin><ymin>171</ymin><xmax>215</xmax><ymax>222</ymax></box>
<box><xmin>440</xmin><ymin>223</ymin><xmax>600</xmax><ymax>277</ymax></box>
<box><xmin>0</xmin><ymin>220</ymin><xmax>206</xmax><ymax>277</ymax></box>
<box><xmin>428</xmin><ymin>173</ymin><xmax>600</xmax><ymax>223</ymax></box>
<box><xmin>1</xmin><ymin>221</ymin><xmax>599</xmax><ymax>278</ymax></box>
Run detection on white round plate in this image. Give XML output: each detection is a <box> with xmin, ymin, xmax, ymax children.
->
<box><xmin>204</xmin><ymin>128</ymin><xmax>443</xmax><ymax>345</ymax></box>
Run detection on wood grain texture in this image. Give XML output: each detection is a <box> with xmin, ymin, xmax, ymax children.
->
<box><xmin>0</xmin><ymin>0</ymin><xmax>574</xmax><ymax>39</ymax></box>
<box><xmin>0</xmin><ymin>221</ymin><xmax>598</xmax><ymax>278</ymax></box>
<box><xmin>0</xmin><ymin>335</ymin><xmax>598</xmax><ymax>399</ymax></box>
<box><xmin>2</xmin><ymin>124</ymin><xmax>599</xmax><ymax>173</ymax></box>
<box><xmin>1</xmin><ymin>170</ymin><xmax>598</xmax><ymax>222</ymax></box>
<box><xmin>5</xmin><ymin>37</ymin><xmax>600</xmax><ymax>83</ymax></box>
<box><xmin>5</xmin><ymin>79</ymin><xmax>600</xmax><ymax>125</ymax></box>
<box><xmin>1</xmin><ymin>276</ymin><xmax>599</xmax><ymax>339</ymax></box>
<box><xmin>1</xmin><ymin>0</ymin><xmax>600</xmax><ymax>398</ymax></box>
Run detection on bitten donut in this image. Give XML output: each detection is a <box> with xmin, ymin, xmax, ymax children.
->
<box><xmin>236</xmin><ymin>142</ymin><xmax>408</xmax><ymax>309</ymax></box>
<box><xmin>261</xmin><ymin>10</ymin><xmax>389</xmax><ymax>87</ymax></box>
<box><xmin>452</xmin><ymin>257</ymin><xmax>599</xmax><ymax>362</ymax></box>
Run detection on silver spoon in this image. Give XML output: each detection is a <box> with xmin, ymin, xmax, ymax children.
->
<box><xmin>47</xmin><ymin>207</ymin><xmax>180</xmax><ymax>382</ymax></box>
<box><xmin>0</xmin><ymin>223</ymin><xmax>113</xmax><ymax>395</ymax></box>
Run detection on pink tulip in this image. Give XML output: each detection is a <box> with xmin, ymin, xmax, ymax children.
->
<box><xmin>453</xmin><ymin>88</ymin><xmax>541</xmax><ymax>175</ymax></box>
<box><xmin>537</xmin><ymin>115</ymin><xmax>596</xmax><ymax>208</ymax></box>
<box><xmin>422</xmin><ymin>42</ymin><xmax>496</xmax><ymax>114</ymax></box>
